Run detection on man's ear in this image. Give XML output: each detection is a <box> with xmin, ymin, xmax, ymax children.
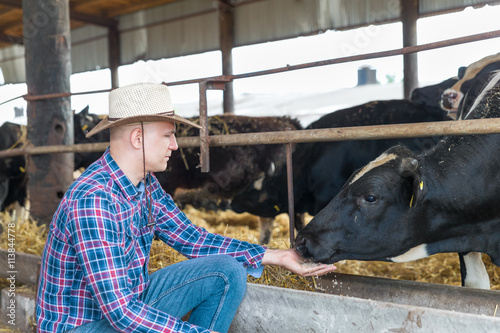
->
<box><xmin>130</xmin><ymin>127</ymin><xmax>143</xmax><ymax>149</ymax></box>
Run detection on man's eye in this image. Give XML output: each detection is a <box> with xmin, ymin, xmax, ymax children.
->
<box><xmin>364</xmin><ymin>195</ymin><xmax>377</xmax><ymax>203</ymax></box>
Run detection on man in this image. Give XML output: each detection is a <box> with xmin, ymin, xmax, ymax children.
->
<box><xmin>36</xmin><ymin>82</ymin><xmax>336</xmax><ymax>333</ymax></box>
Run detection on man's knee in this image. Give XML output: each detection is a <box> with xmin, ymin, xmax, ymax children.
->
<box><xmin>213</xmin><ymin>255</ymin><xmax>248</xmax><ymax>295</ymax></box>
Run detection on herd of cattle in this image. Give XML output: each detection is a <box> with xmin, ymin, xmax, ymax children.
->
<box><xmin>1</xmin><ymin>52</ymin><xmax>500</xmax><ymax>289</ymax></box>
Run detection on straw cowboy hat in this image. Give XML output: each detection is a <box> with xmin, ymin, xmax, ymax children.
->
<box><xmin>86</xmin><ymin>82</ymin><xmax>201</xmax><ymax>137</ymax></box>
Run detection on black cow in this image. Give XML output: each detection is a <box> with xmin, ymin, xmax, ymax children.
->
<box><xmin>409</xmin><ymin>76</ymin><xmax>461</xmax><ymax>110</ymax></box>
<box><xmin>230</xmin><ymin>79</ymin><xmax>455</xmax><ymax>243</ymax></box>
<box><xmin>155</xmin><ymin>114</ymin><xmax>302</xmax><ymax>212</ymax></box>
<box><xmin>73</xmin><ymin>105</ymin><xmax>109</xmax><ymax>170</ymax></box>
<box><xmin>295</xmin><ymin>69</ymin><xmax>500</xmax><ymax>289</ymax></box>
<box><xmin>0</xmin><ymin>122</ymin><xmax>27</xmax><ymax>210</ymax></box>
<box><xmin>0</xmin><ymin>106</ymin><xmax>105</xmax><ymax>210</ymax></box>
<box><xmin>0</xmin><ymin>158</ymin><xmax>9</xmax><ymax>208</ymax></box>
<box><xmin>441</xmin><ymin>52</ymin><xmax>500</xmax><ymax>119</ymax></box>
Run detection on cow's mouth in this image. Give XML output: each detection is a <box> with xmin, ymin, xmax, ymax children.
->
<box><xmin>295</xmin><ymin>243</ymin><xmax>345</xmax><ymax>264</ymax></box>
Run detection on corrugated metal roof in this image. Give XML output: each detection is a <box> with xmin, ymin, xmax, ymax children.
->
<box><xmin>0</xmin><ymin>0</ymin><xmax>498</xmax><ymax>84</ymax></box>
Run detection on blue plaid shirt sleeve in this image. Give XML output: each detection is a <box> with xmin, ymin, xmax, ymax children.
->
<box><xmin>66</xmin><ymin>192</ymin><xmax>211</xmax><ymax>333</ymax></box>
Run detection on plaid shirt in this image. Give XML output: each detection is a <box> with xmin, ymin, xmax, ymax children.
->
<box><xmin>36</xmin><ymin>148</ymin><xmax>266</xmax><ymax>333</ymax></box>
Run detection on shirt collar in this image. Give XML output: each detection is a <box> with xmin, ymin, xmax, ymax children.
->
<box><xmin>101</xmin><ymin>148</ymin><xmax>143</xmax><ymax>201</ymax></box>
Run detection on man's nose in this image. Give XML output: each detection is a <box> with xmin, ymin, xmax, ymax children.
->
<box><xmin>170</xmin><ymin>134</ymin><xmax>178</xmax><ymax>150</ymax></box>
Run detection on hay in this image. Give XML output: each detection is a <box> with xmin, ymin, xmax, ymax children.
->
<box><xmin>1</xmin><ymin>203</ymin><xmax>500</xmax><ymax>292</ymax></box>
<box><xmin>0</xmin><ymin>202</ymin><xmax>46</xmax><ymax>256</ymax></box>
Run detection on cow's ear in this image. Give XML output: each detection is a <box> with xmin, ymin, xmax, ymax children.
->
<box><xmin>400</xmin><ymin>157</ymin><xmax>424</xmax><ymax>207</ymax></box>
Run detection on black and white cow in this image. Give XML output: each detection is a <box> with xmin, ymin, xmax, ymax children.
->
<box><xmin>230</xmin><ymin>78</ymin><xmax>456</xmax><ymax>243</ymax></box>
<box><xmin>441</xmin><ymin>52</ymin><xmax>500</xmax><ymax>120</ymax></box>
<box><xmin>410</xmin><ymin>76</ymin><xmax>461</xmax><ymax>110</ymax></box>
<box><xmin>295</xmin><ymin>69</ymin><xmax>500</xmax><ymax>289</ymax></box>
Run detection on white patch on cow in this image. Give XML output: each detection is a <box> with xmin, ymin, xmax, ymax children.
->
<box><xmin>463</xmin><ymin>70</ymin><xmax>500</xmax><ymax>120</ymax></box>
<box><xmin>440</xmin><ymin>88</ymin><xmax>463</xmax><ymax>118</ymax></box>
<box><xmin>389</xmin><ymin>244</ymin><xmax>428</xmax><ymax>262</ymax></box>
<box><xmin>349</xmin><ymin>153</ymin><xmax>397</xmax><ymax>185</ymax></box>
<box><xmin>460</xmin><ymin>52</ymin><xmax>500</xmax><ymax>86</ymax></box>
<box><xmin>462</xmin><ymin>252</ymin><xmax>490</xmax><ymax>289</ymax></box>
<box><xmin>253</xmin><ymin>176</ymin><xmax>265</xmax><ymax>191</ymax></box>
<box><xmin>267</xmin><ymin>162</ymin><xmax>275</xmax><ymax>176</ymax></box>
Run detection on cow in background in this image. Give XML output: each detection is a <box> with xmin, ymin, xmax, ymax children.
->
<box><xmin>0</xmin><ymin>122</ymin><xmax>27</xmax><ymax>210</ymax></box>
<box><xmin>410</xmin><ymin>76</ymin><xmax>461</xmax><ymax>109</ymax></box>
<box><xmin>231</xmin><ymin>77</ymin><xmax>457</xmax><ymax>244</ymax></box>
<box><xmin>441</xmin><ymin>52</ymin><xmax>500</xmax><ymax>119</ymax></box>
<box><xmin>73</xmin><ymin>105</ymin><xmax>109</xmax><ymax>170</ymax></box>
<box><xmin>0</xmin><ymin>106</ymin><xmax>105</xmax><ymax>210</ymax></box>
<box><xmin>295</xmin><ymin>69</ymin><xmax>500</xmax><ymax>290</ymax></box>
<box><xmin>155</xmin><ymin>115</ymin><xmax>302</xmax><ymax>218</ymax></box>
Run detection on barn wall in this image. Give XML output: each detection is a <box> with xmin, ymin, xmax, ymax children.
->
<box><xmin>71</xmin><ymin>25</ymin><xmax>109</xmax><ymax>73</ymax></box>
<box><xmin>0</xmin><ymin>0</ymin><xmax>498</xmax><ymax>84</ymax></box>
<box><xmin>0</xmin><ymin>45</ymin><xmax>24</xmax><ymax>84</ymax></box>
<box><xmin>119</xmin><ymin>0</ymin><xmax>219</xmax><ymax>64</ymax></box>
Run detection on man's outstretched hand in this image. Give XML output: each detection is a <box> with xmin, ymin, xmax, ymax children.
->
<box><xmin>262</xmin><ymin>248</ymin><xmax>337</xmax><ymax>277</ymax></box>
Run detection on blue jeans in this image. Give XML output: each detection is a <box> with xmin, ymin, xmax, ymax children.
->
<box><xmin>68</xmin><ymin>255</ymin><xmax>247</xmax><ymax>333</ymax></box>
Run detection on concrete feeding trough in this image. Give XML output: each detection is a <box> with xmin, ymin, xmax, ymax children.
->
<box><xmin>230</xmin><ymin>273</ymin><xmax>500</xmax><ymax>332</ymax></box>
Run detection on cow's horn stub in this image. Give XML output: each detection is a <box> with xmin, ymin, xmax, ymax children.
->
<box><xmin>400</xmin><ymin>157</ymin><xmax>418</xmax><ymax>175</ymax></box>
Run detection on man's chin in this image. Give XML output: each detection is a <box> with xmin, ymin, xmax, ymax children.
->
<box><xmin>150</xmin><ymin>164</ymin><xmax>168</xmax><ymax>173</ymax></box>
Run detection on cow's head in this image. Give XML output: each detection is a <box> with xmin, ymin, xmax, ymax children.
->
<box><xmin>441</xmin><ymin>53</ymin><xmax>500</xmax><ymax>119</ymax></box>
<box><xmin>295</xmin><ymin>145</ymin><xmax>426</xmax><ymax>264</ymax></box>
<box><xmin>410</xmin><ymin>76</ymin><xmax>459</xmax><ymax>108</ymax></box>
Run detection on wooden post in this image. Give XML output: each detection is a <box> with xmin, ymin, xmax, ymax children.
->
<box><xmin>23</xmin><ymin>0</ymin><xmax>74</xmax><ymax>224</ymax></box>
<box><xmin>219</xmin><ymin>0</ymin><xmax>234</xmax><ymax>114</ymax></box>
<box><xmin>401</xmin><ymin>0</ymin><xmax>419</xmax><ymax>99</ymax></box>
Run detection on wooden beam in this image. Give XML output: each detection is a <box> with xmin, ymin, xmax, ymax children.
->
<box><xmin>0</xmin><ymin>0</ymin><xmax>22</xmax><ymax>8</ymax></box>
<box><xmin>0</xmin><ymin>33</ymin><xmax>22</xmax><ymax>45</ymax></box>
<box><xmin>105</xmin><ymin>0</ymin><xmax>179</xmax><ymax>18</ymax></box>
<box><xmin>70</xmin><ymin>10</ymin><xmax>117</xmax><ymax>28</ymax></box>
<box><xmin>0</xmin><ymin>0</ymin><xmax>117</xmax><ymax>28</ymax></box>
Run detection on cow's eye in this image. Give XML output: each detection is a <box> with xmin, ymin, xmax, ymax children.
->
<box><xmin>364</xmin><ymin>194</ymin><xmax>377</xmax><ymax>203</ymax></box>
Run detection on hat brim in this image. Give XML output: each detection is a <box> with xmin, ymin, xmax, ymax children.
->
<box><xmin>86</xmin><ymin>113</ymin><xmax>202</xmax><ymax>138</ymax></box>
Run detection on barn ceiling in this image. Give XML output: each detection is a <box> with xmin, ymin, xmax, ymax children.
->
<box><xmin>0</xmin><ymin>0</ymin><xmax>183</xmax><ymax>48</ymax></box>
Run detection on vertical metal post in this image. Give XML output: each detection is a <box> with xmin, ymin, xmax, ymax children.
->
<box><xmin>219</xmin><ymin>0</ymin><xmax>235</xmax><ymax>114</ymax></box>
<box><xmin>199</xmin><ymin>81</ymin><xmax>210</xmax><ymax>173</ymax></box>
<box><xmin>198</xmin><ymin>78</ymin><xmax>230</xmax><ymax>173</ymax></box>
<box><xmin>401</xmin><ymin>0</ymin><xmax>419</xmax><ymax>99</ymax></box>
<box><xmin>285</xmin><ymin>128</ymin><xmax>295</xmax><ymax>248</ymax></box>
<box><xmin>23</xmin><ymin>0</ymin><xmax>73</xmax><ymax>224</ymax></box>
<box><xmin>108</xmin><ymin>23</ymin><xmax>120</xmax><ymax>88</ymax></box>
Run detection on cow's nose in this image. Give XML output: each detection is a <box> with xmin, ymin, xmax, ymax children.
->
<box><xmin>441</xmin><ymin>92</ymin><xmax>457</xmax><ymax>110</ymax></box>
<box><xmin>294</xmin><ymin>236</ymin><xmax>311</xmax><ymax>258</ymax></box>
